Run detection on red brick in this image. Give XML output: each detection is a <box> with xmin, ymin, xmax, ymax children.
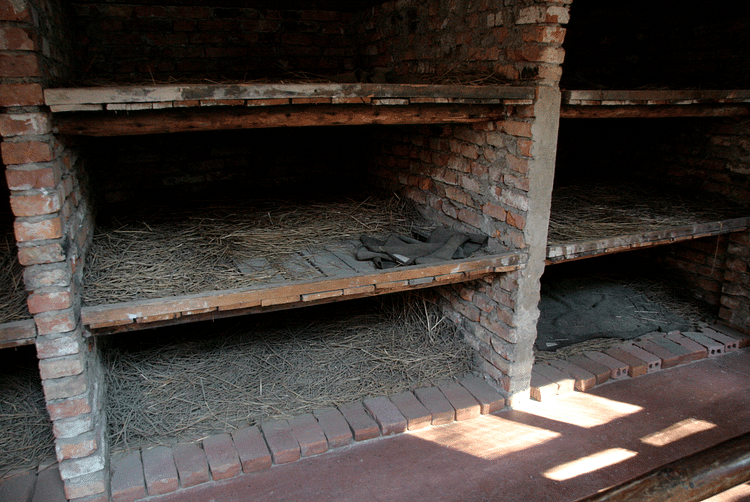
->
<box><xmin>110</xmin><ymin>451</ymin><xmax>146</xmax><ymax>502</ymax></box>
<box><xmin>506</xmin><ymin>211</ymin><xmax>526</xmax><ymax>230</ymax></box>
<box><xmin>42</xmin><ymin>373</ymin><xmax>87</xmax><ymax>400</ymax></box>
<box><xmin>620</xmin><ymin>344</ymin><xmax>662</xmax><ymax>372</ymax></box>
<box><xmin>142</xmin><ymin>446</ymin><xmax>178</xmax><ymax>496</ymax></box>
<box><xmin>0</xmin><ymin>112</ymin><xmax>50</xmax><ymax>138</ymax></box>
<box><xmin>665</xmin><ymin>332</ymin><xmax>709</xmax><ymax>360</ymax></box>
<box><xmin>0</xmin><ymin>83</ymin><xmax>44</xmax><ymax>106</ymax></box>
<box><xmin>18</xmin><ymin>241</ymin><xmax>66</xmax><ymax>265</ymax></box>
<box><xmin>62</xmin><ymin>470</ymin><xmax>107</xmax><ymax>500</ymax></box>
<box><xmin>28</xmin><ymin>289</ymin><xmax>73</xmax><ymax>314</ymax></box>
<box><xmin>437</xmin><ymin>380</ymin><xmax>481</xmax><ymax>421</ymax></box>
<box><xmin>260</xmin><ymin>419</ymin><xmax>300</xmax><ymax>464</ymax></box>
<box><xmin>565</xmin><ymin>355</ymin><xmax>611</xmax><ymax>385</ymax></box>
<box><xmin>522</xmin><ymin>25</ymin><xmax>566</xmax><ymax>44</ymax></box>
<box><xmin>680</xmin><ymin>331</ymin><xmax>725</xmax><ymax>356</ymax></box>
<box><xmin>547</xmin><ymin>359</ymin><xmax>597</xmax><ymax>391</ymax></box>
<box><xmin>289</xmin><ymin>413</ymin><xmax>328</xmax><ymax>456</ymax></box>
<box><xmin>482</xmin><ymin>202</ymin><xmax>507</xmax><ymax>222</ymax></box>
<box><xmin>530</xmin><ymin>370</ymin><xmax>557</xmax><ymax>401</ymax></box>
<box><xmin>701</xmin><ymin>327</ymin><xmax>740</xmax><ymax>352</ymax></box>
<box><xmin>201</xmin><ymin>433</ymin><xmax>241</xmax><ymax>481</ymax></box>
<box><xmin>458</xmin><ymin>375</ymin><xmax>505</xmax><ymax>414</ymax></box>
<box><xmin>710</xmin><ymin>323</ymin><xmax>750</xmax><ymax>348</ymax></box>
<box><xmin>414</xmin><ymin>386</ymin><xmax>455</xmax><ymax>425</ymax></box>
<box><xmin>172</xmin><ymin>443</ymin><xmax>210</xmax><ymax>488</ymax></box>
<box><xmin>0</xmin><ymin>0</ymin><xmax>31</xmax><ymax>21</ymax></box>
<box><xmin>56</xmin><ymin>434</ymin><xmax>98</xmax><ymax>460</ymax></box>
<box><xmin>604</xmin><ymin>347</ymin><xmax>648</xmax><ymax>377</ymax></box>
<box><xmin>0</xmin><ymin>53</ymin><xmax>40</xmax><ymax>77</ymax></box>
<box><xmin>499</xmin><ymin>120</ymin><xmax>532</xmax><ymax>138</ymax></box>
<box><xmin>6</xmin><ymin>165</ymin><xmax>61</xmax><ymax>190</ymax></box>
<box><xmin>363</xmin><ymin>396</ymin><xmax>407</xmax><ymax>436</ymax></box>
<box><xmin>583</xmin><ymin>351</ymin><xmax>629</xmax><ymax>379</ymax></box>
<box><xmin>15</xmin><ymin>216</ymin><xmax>62</xmax><ymax>242</ymax></box>
<box><xmin>533</xmin><ymin>363</ymin><xmax>575</xmax><ymax>394</ymax></box>
<box><xmin>39</xmin><ymin>352</ymin><xmax>85</xmax><ymax>379</ymax></box>
<box><xmin>338</xmin><ymin>402</ymin><xmax>380</xmax><ymax>442</ymax></box>
<box><xmin>458</xmin><ymin>208</ymin><xmax>482</xmax><ymax>228</ymax></box>
<box><xmin>11</xmin><ymin>192</ymin><xmax>62</xmax><ymax>217</ymax></box>
<box><xmin>2</xmin><ymin>140</ymin><xmax>54</xmax><ymax>165</ymax></box>
<box><xmin>0</xmin><ymin>26</ymin><xmax>34</xmax><ymax>50</ymax></box>
<box><xmin>231</xmin><ymin>426</ymin><xmax>272</xmax><ymax>473</ymax></box>
<box><xmin>312</xmin><ymin>407</ymin><xmax>353</xmax><ymax>448</ymax></box>
<box><xmin>47</xmin><ymin>395</ymin><xmax>91</xmax><ymax>421</ymax></box>
<box><xmin>632</xmin><ymin>339</ymin><xmax>682</xmax><ymax>368</ymax></box>
<box><xmin>35</xmin><ymin>307</ymin><xmax>78</xmax><ymax>335</ymax></box>
<box><xmin>388</xmin><ymin>391</ymin><xmax>432</xmax><ymax>430</ymax></box>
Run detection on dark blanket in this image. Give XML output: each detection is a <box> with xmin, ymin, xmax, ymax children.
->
<box><xmin>356</xmin><ymin>227</ymin><xmax>488</xmax><ymax>269</ymax></box>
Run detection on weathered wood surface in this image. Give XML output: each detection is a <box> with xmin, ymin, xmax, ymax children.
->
<box><xmin>53</xmin><ymin>104</ymin><xmax>511</xmax><ymax>136</ymax></box>
<box><xmin>45</xmin><ymin>83</ymin><xmax>534</xmax><ymax>106</ymax></box>
<box><xmin>561</xmin><ymin>104</ymin><xmax>750</xmax><ymax>119</ymax></box>
<box><xmin>546</xmin><ymin>217</ymin><xmax>750</xmax><ymax>264</ymax></box>
<box><xmin>563</xmin><ymin>89</ymin><xmax>750</xmax><ymax>103</ymax></box>
<box><xmin>576</xmin><ymin>431</ymin><xmax>750</xmax><ymax>502</ymax></box>
<box><xmin>0</xmin><ymin>319</ymin><xmax>36</xmax><ymax>349</ymax></box>
<box><xmin>82</xmin><ymin>250</ymin><xmax>526</xmax><ymax>332</ymax></box>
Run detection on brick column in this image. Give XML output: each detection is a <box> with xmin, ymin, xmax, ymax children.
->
<box><xmin>720</xmin><ymin>232</ymin><xmax>750</xmax><ymax>329</ymax></box>
<box><xmin>1</xmin><ymin>0</ymin><xmax>105</xmax><ymax>500</ymax></box>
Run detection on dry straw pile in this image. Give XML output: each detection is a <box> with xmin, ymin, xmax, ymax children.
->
<box><xmin>103</xmin><ymin>295</ymin><xmax>471</xmax><ymax>453</ymax></box>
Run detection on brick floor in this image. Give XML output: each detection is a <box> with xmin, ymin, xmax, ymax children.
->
<box><xmin>172</xmin><ymin>443</ymin><xmax>210</xmax><ymax>488</ymax></box>
<box><xmin>231</xmin><ymin>426</ymin><xmax>272</xmax><ymax>473</ymax></box>
<box><xmin>388</xmin><ymin>391</ymin><xmax>432</xmax><ymax>430</ymax></box>
<box><xmin>202</xmin><ymin>433</ymin><xmax>241</xmax><ymax>481</ymax></box>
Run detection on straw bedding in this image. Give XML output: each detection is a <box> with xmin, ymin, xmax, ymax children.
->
<box><xmin>0</xmin><ymin>236</ymin><xmax>31</xmax><ymax>324</ymax></box>
<box><xmin>103</xmin><ymin>294</ymin><xmax>471</xmax><ymax>453</ymax></box>
<box><xmin>83</xmin><ymin>193</ymin><xmax>427</xmax><ymax>306</ymax></box>
<box><xmin>0</xmin><ymin>348</ymin><xmax>55</xmax><ymax>478</ymax></box>
<box><xmin>548</xmin><ymin>181</ymin><xmax>748</xmax><ymax>244</ymax></box>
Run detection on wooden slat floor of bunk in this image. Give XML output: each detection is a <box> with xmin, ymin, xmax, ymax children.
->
<box><xmin>546</xmin><ymin>217</ymin><xmax>750</xmax><ymax>264</ymax></box>
<box><xmin>81</xmin><ymin>251</ymin><xmax>526</xmax><ymax>333</ymax></box>
<box><xmin>0</xmin><ymin>319</ymin><xmax>36</xmax><ymax>349</ymax></box>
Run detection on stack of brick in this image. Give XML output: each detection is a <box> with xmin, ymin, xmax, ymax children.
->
<box><xmin>1</xmin><ymin>0</ymin><xmax>105</xmax><ymax>500</ymax></box>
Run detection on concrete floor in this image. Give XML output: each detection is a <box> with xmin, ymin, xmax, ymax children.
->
<box><xmin>3</xmin><ymin>348</ymin><xmax>750</xmax><ymax>502</ymax></box>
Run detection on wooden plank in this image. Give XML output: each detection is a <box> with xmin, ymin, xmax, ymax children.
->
<box><xmin>546</xmin><ymin>217</ymin><xmax>750</xmax><ymax>264</ymax></box>
<box><xmin>45</xmin><ymin>83</ymin><xmax>534</xmax><ymax>106</ymax></box>
<box><xmin>0</xmin><ymin>319</ymin><xmax>37</xmax><ymax>348</ymax></box>
<box><xmin>563</xmin><ymin>89</ymin><xmax>750</xmax><ymax>103</ymax></box>
<box><xmin>81</xmin><ymin>251</ymin><xmax>524</xmax><ymax>329</ymax></box>
<box><xmin>52</xmin><ymin>104</ymin><xmax>511</xmax><ymax>136</ymax></box>
<box><xmin>561</xmin><ymin>104</ymin><xmax>750</xmax><ymax>119</ymax></box>
<box><xmin>301</xmin><ymin>249</ymin><xmax>357</xmax><ymax>278</ymax></box>
<box><xmin>325</xmin><ymin>242</ymin><xmax>375</xmax><ymax>275</ymax></box>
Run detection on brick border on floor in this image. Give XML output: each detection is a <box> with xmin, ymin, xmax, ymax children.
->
<box><xmin>105</xmin><ymin>375</ymin><xmax>505</xmax><ymax>501</ymax></box>
<box><xmin>530</xmin><ymin>325</ymin><xmax>750</xmax><ymax>401</ymax></box>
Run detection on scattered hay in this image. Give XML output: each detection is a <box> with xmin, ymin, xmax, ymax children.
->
<box><xmin>548</xmin><ymin>181</ymin><xmax>748</xmax><ymax>244</ymax></box>
<box><xmin>83</xmin><ymin>193</ymin><xmax>427</xmax><ymax>306</ymax></box>
<box><xmin>0</xmin><ymin>236</ymin><xmax>30</xmax><ymax>324</ymax></box>
<box><xmin>534</xmin><ymin>337</ymin><xmax>625</xmax><ymax>362</ymax></box>
<box><xmin>104</xmin><ymin>295</ymin><xmax>470</xmax><ymax>453</ymax></box>
<box><xmin>0</xmin><ymin>349</ymin><xmax>55</xmax><ymax>478</ymax></box>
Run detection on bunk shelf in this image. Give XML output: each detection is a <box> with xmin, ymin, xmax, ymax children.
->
<box><xmin>81</xmin><ymin>249</ymin><xmax>526</xmax><ymax>334</ymax></box>
<box><xmin>0</xmin><ymin>319</ymin><xmax>36</xmax><ymax>349</ymax></box>
<box><xmin>561</xmin><ymin>89</ymin><xmax>750</xmax><ymax>118</ymax></box>
<box><xmin>545</xmin><ymin>182</ymin><xmax>750</xmax><ymax>264</ymax></box>
<box><xmin>44</xmin><ymin>83</ymin><xmax>535</xmax><ymax>136</ymax></box>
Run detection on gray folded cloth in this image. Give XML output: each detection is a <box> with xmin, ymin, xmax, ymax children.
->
<box><xmin>356</xmin><ymin>227</ymin><xmax>488</xmax><ymax>269</ymax></box>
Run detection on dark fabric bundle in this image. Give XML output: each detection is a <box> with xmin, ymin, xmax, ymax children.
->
<box><xmin>356</xmin><ymin>227</ymin><xmax>488</xmax><ymax>269</ymax></box>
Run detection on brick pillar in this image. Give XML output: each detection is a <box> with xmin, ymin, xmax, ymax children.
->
<box><xmin>1</xmin><ymin>0</ymin><xmax>105</xmax><ymax>500</ymax></box>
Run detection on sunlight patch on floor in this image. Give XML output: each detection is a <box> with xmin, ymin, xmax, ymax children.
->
<box><xmin>640</xmin><ymin>418</ymin><xmax>717</xmax><ymax>447</ymax></box>
<box><xmin>514</xmin><ymin>393</ymin><xmax>643</xmax><ymax>428</ymax></box>
<box><xmin>543</xmin><ymin>448</ymin><xmax>638</xmax><ymax>481</ymax></box>
<box><xmin>414</xmin><ymin>414</ymin><xmax>560</xmax><ymax>461</ymax></box>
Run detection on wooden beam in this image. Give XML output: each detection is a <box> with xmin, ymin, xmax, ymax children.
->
<box><xmin>546</xmin><ymin>218</ymin><xmax>750</xmax><ymax>264</ymax></box>
<box><xmin>561</xmin><ymin>104</ymin><xmax>750</xmax><ymax>119</ymax></box>
<box><xmin>45</xmin><ymin>83</ymin><xmax>534</xmax><ymax>106</ymax></box>
<box><xmin>0</xmin><ymin>319</ymin><xmax>36</xmax><ymax>349</ymax></box>
<box><xmin>82</xmin><ymin>251</ymin><xmax>526</xmax><ymax>331</ymax></box>
<box><xmin>53</xmin><ymin>103</ymin><xmax>510</xmax><ymax>136</ymax></box>
<box><xmin>576</xmin><ymin>431</ymin><xmax>750</xmax><ymax>502</ymax></box>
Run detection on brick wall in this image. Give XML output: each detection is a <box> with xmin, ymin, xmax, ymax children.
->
<box><xmin>70</xmin><ymin>2</ymin><xmax>359</xmax><ymax>82</ymax></box>
<box><xmin>352</xmin><ymin>0</ymin><xmax>569</xmax><ymax>86</ymax></box>
<box><xmin>1</xmin><ymin>0</ymin><xmax>105</xmax><ymax>500</ymax></box>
